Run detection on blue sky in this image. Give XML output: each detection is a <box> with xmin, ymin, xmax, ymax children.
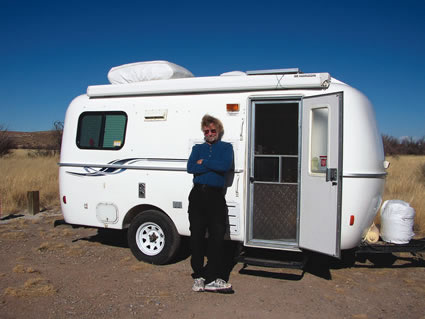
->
<box><xmin>0</xmin><ymin>0</ymin><xmax>424</xmax><ymax>139</ymax></box>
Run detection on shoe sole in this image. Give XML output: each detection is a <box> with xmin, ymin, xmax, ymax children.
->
<box><xmin>192</xmin><ymin>288</ymin><xmax>205</xmax><ymax>292</ymax></box>
<box><xmin>204</xmin><ymin>287</ymin><xmax>233</xmax><ymax>294</ymax></box>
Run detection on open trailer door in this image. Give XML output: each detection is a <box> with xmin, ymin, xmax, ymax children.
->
<box><xmin>299</xmin><ymin>93</ymin><xmax>343</xmax><ymax>258</ymax></box>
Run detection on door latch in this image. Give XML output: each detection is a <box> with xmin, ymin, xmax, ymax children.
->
<box><xmin>326</xmin><ymin>168</ymin><xmax>338</xmax><ymax>185</ymax></box>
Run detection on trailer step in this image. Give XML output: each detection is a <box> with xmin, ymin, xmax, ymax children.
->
<box><xmin>235</xmin><ymin>248</ymin><xmax>309</xmax><ymax>270</ymax></box>
<box><xmin>356</xmin><ymin>238</ymin><xmax>425</xmax><ymax>254</ymax></box>
<box><xmin>236</xmin><ymin>255</ymin><xmax>307</xmax><ymax>269</ymax></box>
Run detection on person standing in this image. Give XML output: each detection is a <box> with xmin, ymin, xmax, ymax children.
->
<box><xmin>187</xmin><ymin>114</ymin><xmax>233</xmax><ymax>292</ymax></box>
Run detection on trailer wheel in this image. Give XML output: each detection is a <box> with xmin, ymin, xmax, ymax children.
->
<box><xmin>128</xmin><ymin>210</ymin><xmax>181</xmax><ymax>265</ymax></box>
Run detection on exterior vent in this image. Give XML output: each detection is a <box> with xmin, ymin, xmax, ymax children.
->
<box><xmin>144</xmin><ymin>109</ymin><xmax>168</xmax><ymax>121</ymax></box>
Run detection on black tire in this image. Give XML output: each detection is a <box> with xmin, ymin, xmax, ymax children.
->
<box><xmin>127</xmin><ymin>210</ymin><xmax>181</xmax><ymax>265</ymax></box>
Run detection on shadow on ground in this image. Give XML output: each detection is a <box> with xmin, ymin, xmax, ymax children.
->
<box><xmin>55</xmin><ymin>219</ymin><xmax>193</xmax><ymax>263</ymax></box>
<box><xmin>0</xmin><ymin>214</ymin><xmax>24</xmax><ymax>221</ymax></box>
<box><xmin>54</xmin><ymin>219</ymin><xmax>425</xmax><ymax>281</ymax></box>
<box><xmin>235</xmin><ymin>248</ymin><xmax>425</xmax><ymax>281</ymax></box>
<box><xmin>81</xmin><ymin>228</ymin><xmax>129</xmax><ymax>248</ymax></box>
<box><xmin>55</xmin><ymin>220</ymin><xmax>129</xmax><ymax>248</ymax></box>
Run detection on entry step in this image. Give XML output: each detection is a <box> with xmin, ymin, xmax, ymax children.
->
<box><xmin>237</xmin><ymin>256</ymin><xmax>307</xmax><ymax>269</ymax></box>
<box><xmin>235</xmin><ymin>248</ymin><xmax>308</xmax><ymax>270</ymax></box>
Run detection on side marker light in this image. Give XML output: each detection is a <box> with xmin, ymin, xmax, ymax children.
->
<box><xmin>226</xmin><ymin>103</ymin><xmax>239</xmax><ymax>112</ymax></box>
<box><xmin>349</xmin><ymin>215</ymin><xmax>355</xmax><ymax>226</ymax></box>
<box><xmin>63</xmin><ymin>196</ymin><xmax>67</xmax><ymax>204</ymax></box>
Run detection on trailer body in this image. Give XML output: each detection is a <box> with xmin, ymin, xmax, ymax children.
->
<box><xmin>59</xmin><ymin>63</ymin><xmax>386</xmax><ymax>263</ymax></box>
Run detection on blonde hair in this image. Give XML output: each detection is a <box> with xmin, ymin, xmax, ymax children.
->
<box><xmin>201</xmin><ymin>114</ymin><xmax>224</xmax><ymax>137</ymax></box>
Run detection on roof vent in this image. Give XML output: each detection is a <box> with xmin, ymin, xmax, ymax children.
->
<box><xmin>246</xmin><ymin>68</ymin><xmax>301</xmax><ymax>75</ymax></box>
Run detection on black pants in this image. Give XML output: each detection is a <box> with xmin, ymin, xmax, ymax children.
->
<box><xmin>188</xmin><ymin>184</ymin><xmax>227</xmax><ymax>283</ymax></box>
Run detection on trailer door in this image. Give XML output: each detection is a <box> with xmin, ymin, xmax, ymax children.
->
<box><xmin>299</xmin><ymin>93</ymin><xmax>343</xmax><ymax>258</ymax></box>
<box><xmin>246</xmin><ymin>99</ymin><xmax>300</xmax><ymax>250</ymax></box>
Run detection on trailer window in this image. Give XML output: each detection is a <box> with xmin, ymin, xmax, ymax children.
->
<box><xmin>77</xmin><ymin>112</ymin><xmax>127</xmax><ymax>150</ymax></box>
<box><xmin>310</xmin><ymin>107</ymin><xmax>328</xmax><ymax>174</ymax></box>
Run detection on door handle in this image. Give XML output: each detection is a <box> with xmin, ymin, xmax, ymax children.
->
<box><xmin>250</xmin><ymin>177</ymin><xmax>255</xmax><ymax>183</ymax></box>
<box><xmin>326</xmin><ymin>168</ymin><xmax>337</xmax><ymax>184</ymax></box>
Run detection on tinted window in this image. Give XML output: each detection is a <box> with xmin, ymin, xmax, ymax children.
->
<box><xmin>77</xmin><ymin>112</ymin><xmax>127</xmax><ymax>150</ymax></box>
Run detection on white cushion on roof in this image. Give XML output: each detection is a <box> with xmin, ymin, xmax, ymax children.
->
<box><xmin>220</xmin><ymin>71</ymin><xmax>247</xmax><ymax>76</ymax></box>
<box><xmin>108</xmin><ymin>61</ymin><xmax>194</xmax><ymax>84</ymax></box>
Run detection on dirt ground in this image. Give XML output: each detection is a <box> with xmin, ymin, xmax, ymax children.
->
<box><xmin>0</xmin><ymin>210</ymin><xmax>424</xmax><ymax>319</ymax></box>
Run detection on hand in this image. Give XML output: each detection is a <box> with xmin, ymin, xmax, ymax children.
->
<box><xmin>197</xmin><ymin>159</ymin><xmax>203</xmax><ymax>164</ymax></box>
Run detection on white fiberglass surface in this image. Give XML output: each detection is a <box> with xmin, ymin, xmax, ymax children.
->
<box><xmin>299</xmin><ymin>93</ymin><xmax>342</xmax><ymax>257</ymax></box>
<box><xmin>59</xmin><ymin>92</ymin><xmax>248</xmax><ymax>240</ymax></box>
<box><xmin>340</xmin><ymin>177</ymin><xmax>385</xmax><ymax>249</ymax></box>
<box><xmin>334</xmin><ymin>84</ymin><xmax>385</xmax><ymax>175</ymax></box>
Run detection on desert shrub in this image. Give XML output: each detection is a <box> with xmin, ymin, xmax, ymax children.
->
<box><xmin>420</xmin><ymin>162</ymin><xmax>425</xmax><ymax>185</ymax></box>
<box><xmin>383</xmin><ymin>135</ymin><xmax>425</xmax><ymax>155</ymax></box>
<box><xmin>400</xmin><ymin>137</ymin><xmax>425</xmax><ymax>155</ymax></box>
<box><xmin>0</xmin><ymin>125</ymin><xmax>15</xmax><ymax>157</ymax></box>
<box><xmin>382</xmin><ymin>135</ymin><xmax>400</xmax><ymax>155</ymax></box>
<box><xmin>27</xmin><ymin>149</ymin><xmax>57</xmax><ymax>158</ymax></box>
<box><xmin>52</xmin><ymin>121</ymin><xmax>64</xmax><ymax>153</ymax></box>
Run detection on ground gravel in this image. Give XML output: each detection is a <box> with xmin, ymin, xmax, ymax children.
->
<box><xmin>0</xmin><ymin>210</ymin><xmax>424</xmax><ymax>319</ymax></box>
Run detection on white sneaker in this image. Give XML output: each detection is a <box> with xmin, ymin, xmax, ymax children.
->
<box><xmin>204</xmin><ymin>278</ymin><xmax>232</xmax><ymax>292</ymax></box>
<box><xmin>192</xmin><ymin>277</ymin><xmax>205</xmax><ymax>292</ymax></box>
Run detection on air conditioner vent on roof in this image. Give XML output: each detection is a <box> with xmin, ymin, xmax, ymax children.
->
<box><xmin>246</xmin><ymin>68</ymin><xmax>301</xmax><ymax>75</ymax></box>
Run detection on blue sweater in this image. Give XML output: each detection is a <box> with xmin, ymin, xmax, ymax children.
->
<box><xmin>187</xmin><ymin>141</ymin><xmax>233</xmax><ymax>187</ymax></box>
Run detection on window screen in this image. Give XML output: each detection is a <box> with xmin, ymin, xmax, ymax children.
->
<box><xmin>77</xmin><ymin>112</ymin><xmax>127</xmax><ymax>150</ymax></box>
<box><xmin>253</xmin><ymin>102</ymin><xmax>299</xmax><ymax>184</ymax></box>
<box><xmin>254</xmin><ymin>157</ymin><xmax>279</xmax><ymax>182</ymax></box>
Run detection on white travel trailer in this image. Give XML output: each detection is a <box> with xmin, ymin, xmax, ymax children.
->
<box><xmin>59</xmin><ymin>61</ymin><xmax>387</xmax><ymax>265</ymax></box>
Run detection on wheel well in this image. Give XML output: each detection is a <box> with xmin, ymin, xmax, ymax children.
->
<box><xmin>122</xmin><ymin>204</ymin><xmax>166</xmax><ymax>229</ymax></box>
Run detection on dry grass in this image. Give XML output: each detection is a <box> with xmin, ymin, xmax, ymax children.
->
<box><xmin>119</xmin><ymin>256</ymin><xmax>132</xmax><ymax>263</ymax></box>
<box><xmin>4</xmin><ymin>277</ymin><xmax>56</xmax><ymax>297</ymax></box>
<box><xmin>130</xmin><ymin>263</ymin><xmax>154</xmax><ymax>271</ymax></box>
<box><xmin>13</xmin><ymin>265</ymin><xmax>39</xmax><ymax>274</ymax></box>
<box><xmin>1</xmin><ymin>150</ymin><xmax>424</xmax><ymax>236</ymax></box>
<box><xmin>381</xmin><ymin>155</ymin><xmax>425</xmax><ymax>236</ymax></box>
<box><xmin>0</xmin><ymin>149</ymin><xmax>59</xmax><ymax>214</ymax></box>
<box><xmin>36</xmin><ymin>241</ymin><xmax>66</xmax><ymax>253</ymax></box>
<box><xmin>66</xmin><ymin>244</ymin><xmax>85</xmax><ymax>257</ymax></box>
<box><xmin>0</xmin><ymin>230</ymin><xmax>26</xmax><ymax>240</ymax></box>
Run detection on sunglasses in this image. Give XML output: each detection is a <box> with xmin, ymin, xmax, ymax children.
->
<box><xmin>203</xmin><ymin>129</ymin><xmax>217</xmax><ymax>135</ymax></box>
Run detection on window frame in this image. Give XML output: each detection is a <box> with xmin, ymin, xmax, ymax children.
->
<box><xmin>76</xmin><ymin>111</ymin><xmax>128</xmax><ymax>150</ymax></box>
<box><xmin>309</xmin><ymin>106</ymin><xmax>329</xmax><ymax>176</ymax></box>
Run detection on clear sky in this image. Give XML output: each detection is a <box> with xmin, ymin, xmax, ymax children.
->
<box><xmin>0</xmin><ymin>0</ymin><xmax>424</xmax><ymax>139</ymax></box>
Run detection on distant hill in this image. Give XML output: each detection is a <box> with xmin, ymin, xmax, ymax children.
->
<box><xmin>8</xmin><ymin>130</ymin><xmax>61</xmax><ymax>149</ymax></box>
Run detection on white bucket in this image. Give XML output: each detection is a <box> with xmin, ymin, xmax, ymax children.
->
<box><xmin>380</xmin><ymin>200</ymin><xmax>415</xmax><ymax>244</ymax></box>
